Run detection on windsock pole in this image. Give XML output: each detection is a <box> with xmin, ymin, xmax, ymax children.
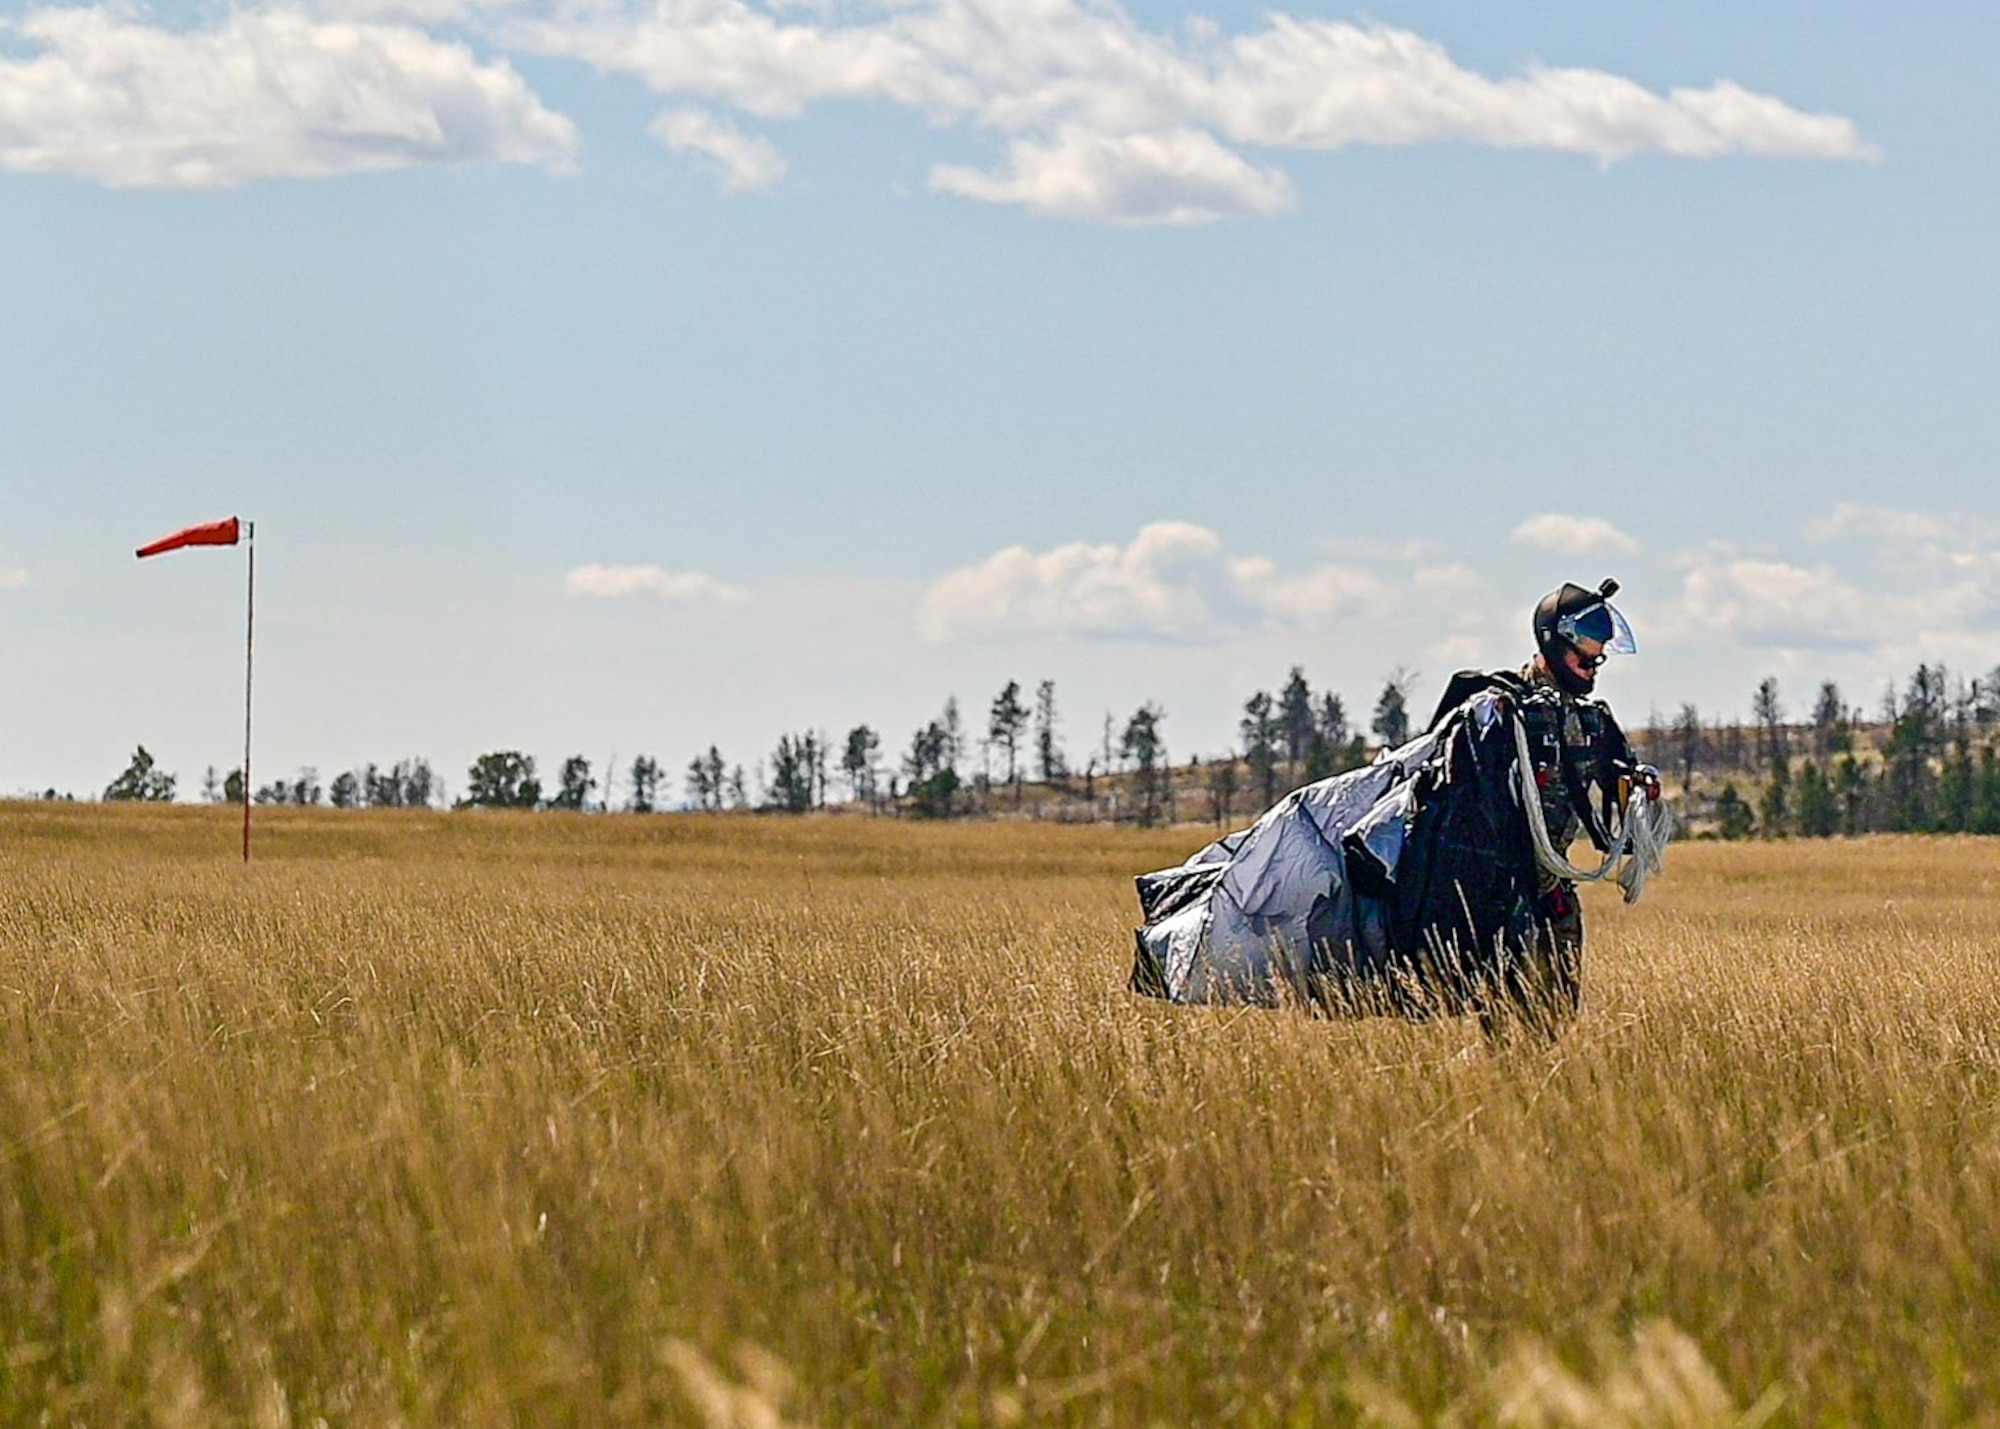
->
<box><xmin>242</xmin><ymin>521</ymin><xmax>256</xmax><ymax>864</ymax></box>
<box><xmin>134</xmin><ymin>515</ymin><xmax>255</xmax><ymax>862</ymax></box>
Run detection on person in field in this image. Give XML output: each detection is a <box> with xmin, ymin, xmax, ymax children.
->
<box><xmin>1130</xmin><ymin>578</ymin><xmax>1669</xmax><ymax>1036</ymax></box>
<box><xmin>1418</xmin><ymin>579</ymin><xmax>1665</xmax><ymax>1029</ymax></box>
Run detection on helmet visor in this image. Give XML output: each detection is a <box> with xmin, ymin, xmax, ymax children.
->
<box><xmin>1556</xmin><ymin>600</ymin><xmax>1637</xmax><ymax>658</ymax></box>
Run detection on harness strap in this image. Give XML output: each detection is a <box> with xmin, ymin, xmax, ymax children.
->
<box><xmin>1509</xmin><ymin>713</ymin><xmax>1673</xmax><ymax>904</ymax></box>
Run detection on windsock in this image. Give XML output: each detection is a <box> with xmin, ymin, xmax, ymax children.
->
<box><xmin>137</xmin><ymin>517</ymin><xmax>240</xmax><ymax>558</ymax></box>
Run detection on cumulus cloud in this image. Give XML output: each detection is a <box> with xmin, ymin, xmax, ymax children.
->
<box><xmin>310</xmin><ymin>0</ymin><xmax>481</xmax><ymax>20</ymax></box>
<box><xmin>918</xmin><ymin>522</ymin><xmax>1235</xmax><ymax>642</ymax></box>
<box><xmin>651</xmin><ymin>106</ymin><xmax>788</xmax><ymax>191</ymax></box>
<box><xmin>931</xmin><ymin>126</ymin><xmax>1294</xmax><ymax>224</ymax></box>
<box><xmin>1512</xmin><ymin>514</ymin><xmax>1641</xmax><ymax>557</ymax></box>
<box><xmin>1657</xmin><ymin>507</ymin><xmax>1999</xmax><ymax>661</ymax></box>
<box><xmin>1204</xmin><ymin>24</ymin><xmax>1869</xmax><ymax>160</ymax></box>
<box><xmin>1428</xmin><ymin>632</ymin><xmax>1488</xmax><ymax>668</ymax></box>
<box><xmin>564</xmin><ymin>564</ymin><xmax>748</xmax><ymax>604</ymax></box>
<box><xmin>1667</xmin><ymin>557</ymin><xmax>1889</xmax><ymax>651</ymax></box>
<box><xmin>915</xmin><ymin>521</ymin><xmax>1384</xmax><ymax>643</ymax></box>
<box><xmin>1802</xmin><ymin>502</ymin><xmax>2000</xmax><ymax>584</ymax></box>
<box><xmin>1231</xmin><ymin>555</ymin><xmax>1384</xmax><ymax>625</ymax></box>
<box><xmin>0</xmin><ymin>5</ymin><xmax>577</xmax><ymax>188</ymax></box>
<box><xmin>2</xmin><ymin>2</ymin><xmax>1873</xmax><ymax>213</ymax></box>
<box><xmin>1411</xmin><ymin>562</ymin><xmax>1497</xmax><ymax>611</ymax></box>
<box><xmin>499</xmin><ymin>0</ymin><xmax>1873</xmax><ymax>224</ymax></box>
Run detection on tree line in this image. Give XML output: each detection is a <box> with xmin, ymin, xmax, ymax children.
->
<box><xmin>88</xmin><ymin>660</ymin><xmax>2000</xmax><ymax>837</ymax></box>
<box><xmin>1631</xmin><ymin>664</ymin><xmax>2000</xmax><ymax>838</ymax></box>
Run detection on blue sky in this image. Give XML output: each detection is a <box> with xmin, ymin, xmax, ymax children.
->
<box><xmin>3</xmin><ymin>0</ymin><xmax>1997</xmax><ymax>802</ymax></box>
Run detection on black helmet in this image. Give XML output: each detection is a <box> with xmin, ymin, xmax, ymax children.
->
<box><xmin>1532</xmin><ymin>578</ymin><xmax>1636</xmax><ymax>695</ymax></box>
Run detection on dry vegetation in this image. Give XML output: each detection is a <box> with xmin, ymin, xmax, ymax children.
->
<box><xmin>3</xmin><ymin>802</ymin><xmax>2000</xmax><ymax>1424</ymax></box>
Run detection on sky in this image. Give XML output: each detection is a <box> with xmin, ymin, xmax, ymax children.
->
<box><xmin>3</xmin><ymin>0</ymin><xmax>1998</xmax><ymax>803</ymax></box>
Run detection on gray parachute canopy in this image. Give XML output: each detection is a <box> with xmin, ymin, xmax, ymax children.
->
<box><xmin>1129</xmin><ymin>719</ymin><xmax>1454</xmax><ymax>1012</ymax></box>
<box><xmin>1129</xmin><ymin>679</ymin><xmax>1669</xmax><ymax>1020</ymax></box>
<box><xmin>1136</xmin><ymin>676</ymin><xmax>1568</xmax><ymax>1012</ymax></box>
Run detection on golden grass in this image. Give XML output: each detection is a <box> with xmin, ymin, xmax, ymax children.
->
<box><xmin>4</xmin><ymin>801</ymin><xmax>1999</xmax><ymax>1424</ymax></box>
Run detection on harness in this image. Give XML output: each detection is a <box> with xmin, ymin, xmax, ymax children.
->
<box><xmin>1509</xmin><ymin>712</ymin><xmax>1673</xmax><ymax>903</ymax></box>
<box><xmin>1516</xmin><ymin>683</ymin><xmax>1622</xmax><ymax>852</ymax></box>
<box><xmin>1426</xmin><ymin>667</ymin><xmax>1668</xmax><ymax>899</ymax></box>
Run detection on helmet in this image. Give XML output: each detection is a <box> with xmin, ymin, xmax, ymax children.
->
<box><xmin>1532</xmin><ymin>578</ymin><xmax>1636</xmax><ymax>695</ymax></box>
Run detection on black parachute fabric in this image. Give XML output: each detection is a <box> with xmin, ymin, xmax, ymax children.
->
<box><xmin>1130</xmin><ymin>681</ymin><xmax>1545</xmax><ymax>1018</ymax></box>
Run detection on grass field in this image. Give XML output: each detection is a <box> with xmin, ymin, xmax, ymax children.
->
<box><xmin>3</xmin><ymin>802</ymin><xmax>1999</xmax><ymax>1425</ymax></box>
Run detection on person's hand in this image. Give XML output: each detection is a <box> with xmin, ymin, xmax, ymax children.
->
<box><xmin>1633</xmin><ymin>763</ymin><xmax>1663</xmax><ymax>802</ymax></box>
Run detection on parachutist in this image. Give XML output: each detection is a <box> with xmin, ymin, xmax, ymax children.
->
<box><xmin>1131</xmin><ymin>579</ymin><xmax>1669</xmax><ymax>1038</ymax></box>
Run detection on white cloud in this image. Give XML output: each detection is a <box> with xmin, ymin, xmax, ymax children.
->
<box><xmin>1205</xmin><ymin>24</ymin><xmax>1871</xmax><ymax>161</ymax></box>
<box><xmin>1667</xmin><ymin>557</ymin><xmax>1887</xmax><ymax>651</ymax></box>
<box><xmin>1658</xmin><ymin>79</ymin><xmax>1875</xmax><ymax>161</ymax></box>
<box><xmin>0</xmin><ymin>568</ymin><xmax>28</xmax><ymax>591</ymax></box>
<box><xmin>1230</xmin><ymin>556</ymin><xmax>1383</xmax><ymax>625</ymax></box>
<box><xmin>1806</xmin><ymin>502</ymin><xmax>1958</xmax><ymax>547</ymax></box>
<box><xmin>1657</xmin><ymin>542</ymin><xmax>1992</xmax><ymax>661</ymax></box>
<box><xmin>916</xmin><ymin>521</ymin><xmax>1387</xmax><ymax>643</ymax></box>
<box><xmin>3</xmin><ymin>2</ymin><xmax>1873</xmax><ymax>212</ymax></box>
<box><xmin>1411</xmin><ymin>562</ymin><xmax>1501</xmax><ymax>620</ymax></box>
<box><xmin>651</xmin><ymin>106</ymin><xmax>788</xmax><ymax>191</ymax></box>
<box><xmin>0</xmin><ymin>6</ymin><xmax>577</xmax><ymax>188</ymax></box>
<box><xmin>564</xmin><ymin>564</ymin><xmax>748</xmax><ymax>604</ymax></box>
<box><xmin>1512</xmin><ymin>514</ymin><xmax>1641</xmax><ymax>557</ymax></box>
<box><xmin>1801</xmin><ymin>503</ymin><xmax>2000</xmax><ymax>586</ymax></box>
<box><xmin>501</xmin><ymin>0</ymin><xmax>1872</xmax><ymax>222</ymax></box>
<box><xmin>310</xmin><ymin>0</ymin><xmax>482</xmax><ymax>21</ymax></box>
<box><xmin>1602</xmin><ymin>505</ymin><xmax>2000</xmax><ymax>706</ymax></box>
<box><xmin>917</xmin><ymin>522</ymin><xmax>1236</xmax><ymax>642</ymax></box>
<box><xmin>1427</xmin><ymin>632</ymin><xmax>1488</xmax><ymax>669</ymax></box>
<box><xmin>931</xmin><ymin>126</ymin><xmax>1293</xmax><ymax>224</ymax></box>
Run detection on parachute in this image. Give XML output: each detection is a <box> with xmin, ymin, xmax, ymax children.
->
<box><xmin>1129</xmin><ymin>678</ymin><xmax>1671</xmax><ymax>1025</ymax></box>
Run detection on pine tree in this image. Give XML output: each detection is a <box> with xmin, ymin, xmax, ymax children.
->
<box><xmin>549</xmin><ymin>755</ymin><xmax>595</xmax><ymax>811</ymax></box>
<box><xmin>627</xmin><ymin>755</ymin><xmax>661</xmax><ymax>813</ymax></box>
<box><xmin>1673</xmin><ymin>703</ymin><xmax>1702</xmax><ymax>794</ymax></box>
<box><xmin>841</xmin><ymin>726</ymin><xmax>881</xmax><ymax>807</ymax></box>
<box><xmin>1811</xmin><ymin>680</ymin><xmax>1848</xmax><ymax>758</ymax></box>
<box><xmin>1033</xmin><ymin>680</ymin><xmax>1065</xmax><ymax>785</ymax></box>
<box><xmin>1758</xmin><ymin>757</ymin><xmax>1790</xmax><ymax>838</ymax></box>
<box><xmin>1206</xmin><ymin>756</ymin><xmax>1238</xmax><ymax>828</ymax></box>
<box><xmin>1240</xmin><ymin>690</ymin><xmax>1281</xmax><ymax>806</ymax></box>
<box><xmin>1370</xmin><ymin>671</ymin><xmax>1412</xmax><ymax>749</ymax></box>
<box><xmin>1278</xmin><ymin>667</ymin><xmax>1314</xmax><ymax>779</ymax></box>
<box><xmin>1714</xmin><ymin>782</ymin><xmax>1755</xmax><ymax>840</ymax></box>
<box><xmin>463</xmin><ymin>751</ymin><xmax>539</xmax><ymax>809</ymax></box>
<box><xmin>104</xmin><ymin>746</ymin><xmax>177</xmax><ymax>802</ymax></box>
<box><xmin>902</xmin><ymin>720</ymin><xmax>959</xmax><ymax>818</ymax></box>
<box><xmin>767</xmin><ymin>734</ymin><xmax>817</xmax><ymax>813</ymax></box>
<box><xmin>1119</xmin><ymin>703</ymin><xmax>1168</xmax><ymax>826</ymax></box>
<box><xmin>1794</xmin><ymin>760</ymin><xmax>1839</xmax><ymax>837</ymax></box>
<box><xmin>1973</xmin><ymin>747</ymin><xmax>2000</xmax><ymax>834</ymax></box>
<box><xmin>988</xmin><ymin>681</ymin><xmax>1030</xmax><ymax>804</ymax></box>
<box><xmin>1834</xmin><ymin>753</ymin><xmax>1868</xmax><ymax>835</ymax></box>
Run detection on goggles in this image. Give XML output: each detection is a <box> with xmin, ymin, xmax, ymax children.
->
<box><xmin>1555</xmin><ymin>600</ymin><xmax>1637</xmax><ymax>663</ymax></box>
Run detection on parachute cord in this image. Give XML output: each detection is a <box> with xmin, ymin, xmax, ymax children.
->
<box><xmin>1509</xmin><ymin>713</ymin><xmax>1674</xmax><ymax>904</ymax></box>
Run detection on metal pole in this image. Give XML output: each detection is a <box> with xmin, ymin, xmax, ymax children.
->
<box><xmin>243</xmin><ymin>521</ymin><xmax>255</xmax><ymax>864</ymax></box>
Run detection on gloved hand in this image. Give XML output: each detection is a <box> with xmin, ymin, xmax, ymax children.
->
<box><xmin>1614</xmin><ymin>760</ymin><xmax>1663</xmax><ymax>807</ymax></box>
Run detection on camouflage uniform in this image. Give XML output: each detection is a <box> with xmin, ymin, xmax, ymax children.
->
<box><xmin>1504</xmin><ymin>660</ymin><xmax>1635</xmax><ymax>1028</ymax></box>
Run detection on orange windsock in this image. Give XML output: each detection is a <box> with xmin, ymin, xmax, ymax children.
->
<box><xmin>137</xmin><ymin>517</ymin><xmax>240</xmax><ymax>559</ymax></box>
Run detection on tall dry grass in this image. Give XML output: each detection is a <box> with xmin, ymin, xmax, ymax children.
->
<box><xmin>2</xmin><ymin>801</ymin><xmax>1998</xmax><ymax>1424</ymax></box>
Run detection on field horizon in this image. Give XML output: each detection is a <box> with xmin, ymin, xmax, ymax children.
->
<box><xmin>3</xmin><ymin>800</ymin><xmax>1997</xmax><ymax>1424</ymax></box>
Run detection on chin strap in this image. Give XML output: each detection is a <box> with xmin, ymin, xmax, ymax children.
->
<box><xmin>1509</xmin><ymin>713</ymin><xmax>1674</xmax><ymax>904</ymax></box>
